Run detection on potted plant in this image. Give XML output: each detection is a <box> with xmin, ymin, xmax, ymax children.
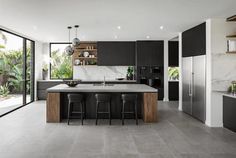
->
<box><xmin>126</xmin><ymin>66</ymin><xmax>134</xmax><ymax>80</ymax></box>
<box><xmin>42</xmin><ymin>63</ymin><xmax>48</xmax><ymax>80</ymax></box>
<box><xmin>228</xmin><ymin>81</ymin><xmax>236</xmax><ymax>94</ymax></box>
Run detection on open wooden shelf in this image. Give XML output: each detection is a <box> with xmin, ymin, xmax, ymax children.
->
<box><xmin>226</xmin><ymin>35</ymin><xmax>236</xmax><ymax>38</ymax></box>
<box><xmin>74</xmin><ymin>57</ymin><xmax>97</xmax><ymax>60</ymax></box>
<box><xmin>72</xmin><ymin>41</ymin><xmax>97</xmax><ymax>66</ymax></box>
<box><xmin>227</xmin><ymin>15</ymin><xmax>236</xmax><ymax>22</ymax></box>
<box><xmin>226</xmin><ymin>51</ymin><xmax>236</xmax><ymax>54</ymax></box>
<box><xmin>75</xmin><ymin>49</ymin><xmax>97</xmax><ymax>52</ymax></box>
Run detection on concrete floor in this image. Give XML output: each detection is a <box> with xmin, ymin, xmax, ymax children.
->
<box><xmin>0</xmin><ymin>101</ymin><xmax>236</xmax><ymax>158</ymax></box>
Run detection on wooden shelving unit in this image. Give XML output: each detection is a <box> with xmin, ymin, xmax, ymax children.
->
<box><xmin>226</xmin><ymin>51</ymin><xmax>236</xmax><ymax>54</ymax></box>
<box><xmin>227</xmin><ymin>15</ymin><xmax>236</xmax><ymax>22</ymax></box>
<box><xmin>226</xmin><ymin>35</ymin><xmax>236</xmax><ymax>38</ymax></box>
<box><xmin>226</xmin><ymin>15</ymin><xmax>236</xmax><ymax>54</ymax></box>
<box><xmin>72</xmin><ymin>42</ymin><xmax>97</xmax><ymax>66</ymax></box>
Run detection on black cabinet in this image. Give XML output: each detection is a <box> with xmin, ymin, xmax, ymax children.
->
<box><xmin>37</xmin><ymin>81</ymin><xmax>63</xmax><ymax>100</ymax></box>
<box><xmin>168</xmin><ymin>81</ymin><xmax>179</xmax><ymax>101</ymax></box>
<box><xmin>182</xmin><ymin>23</ymin><xmax>206</xmax><ymax>57</ymax></box>
<box><xmin>97</xmin><ymin>41</ymin><xmax>135</xmax><ymax>66</ymax></box>
<box><xmin>223</xmin><ymin>96</ymin><xmax>236</xmax><ymax>132</ymax></box>
<box><xmin>136</xmin><ymin>41</ymin><xmax>164</xmax><ymax>66</ymax></box>
<box><xmin>168</xmin><ymin>41</ymin><xmax>179</xmax><ymax>66</ymax></box>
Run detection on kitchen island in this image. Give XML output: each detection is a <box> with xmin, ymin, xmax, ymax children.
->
<box><xmin>46</xmin><ymin>84</ymin><xmax>158</xmax><ymax>123</ymax></box>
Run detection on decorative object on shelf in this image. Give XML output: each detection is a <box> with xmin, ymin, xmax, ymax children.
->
<box><xmin>228</xmin><ymin>81</ymin><xmax>236</xmax><ymax>95</ymax></box>
<box><xmin>83</xmin><ymin>51</ymin><xmax>89</xmax><ymax>57</ymax></box>
<box><xmin>72</xmin><ymin>25</ymin><xmax>80</xmax><ymax>47</ymax></box>
<box><xmin>116</xmin><ymin>77</ymin><xmax>125</xmax><ymax>80</ymax></box>
<box><xmin>126</xmin><ymin>66</ymin><xmax>134</xmax><ymax>80</ymax></box>
<box><xmin>63</xmin><ymin>79</ymin><xmax>81</xmax><ymax>87</ymax></box>
<box><xmin>65</xmin><ymin>26</ymin><xmax>74</xmax><ymax>56</ymax></box>
<box><xmin>227</xmin><ymin>15</ymin><xmax>236</xmax><ymax>22</ymax></box>
<box><xmin>74</xmin><ymin>59</ymin><xmax>80</xmax><ymax>65</ymax></box>
<box><xmin>227</xmin><ymin>39</ymin><xmax>236</xmax><ymax>53</ymax></box>
<box><xmin>42</xmin><ymin>63</ymin><xmax>48</xmax><ymax>80</ymax></box>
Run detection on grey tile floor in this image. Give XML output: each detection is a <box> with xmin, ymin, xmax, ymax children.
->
<box><xmin>0</xmin><ymin>101</ymin><xmax>236</xmax><ymax>158</ymax></box>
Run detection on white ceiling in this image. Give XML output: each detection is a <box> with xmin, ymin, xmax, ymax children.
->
<box><xmin>0</xmin><ymin>0</ymin><xmax>236</xmax><ymax>42</ymax></box>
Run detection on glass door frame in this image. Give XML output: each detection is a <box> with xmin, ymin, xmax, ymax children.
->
<box><xmin>0</xmin><ymin>28</ymin><xmax>35</xmax><ymax>117</ymax></box>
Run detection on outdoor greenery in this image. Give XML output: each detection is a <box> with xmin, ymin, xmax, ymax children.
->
<box><xmin>0</xmin><ymin>83</ymin><xmax>10</xmax><ymax>97</ymax></box>
<box><xmin>50</xmin><ymin>49</ymin><xmax>72</xmax><ymax>79</ymax></box>
<box><xmin>168</xmin><ymin>67</ymin><xmax>179</xmax><ymax>80</ymax></box>
<box><xmin>0</xmin><ymin>31</ymin><xmax>31</xmax><ymax>98</ymax></box>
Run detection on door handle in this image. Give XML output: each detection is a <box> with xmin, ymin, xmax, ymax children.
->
<box><xmin>189</xmin><ymin>75</ymin><xmax>192</xmax><ymax>97</ymax></box>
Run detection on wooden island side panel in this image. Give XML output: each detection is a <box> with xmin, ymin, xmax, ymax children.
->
<box><xmin>143</xmin><ymin>93</ymin><xmax>158</xmax><ymax>122</ymax></box>
<box><xmin>46</xmin><ymin>93</ymin><xmax>60</xmax><ymax>123</ymax></box>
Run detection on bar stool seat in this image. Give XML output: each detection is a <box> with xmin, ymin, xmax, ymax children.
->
<box><xmin>95</xmin><ymin>94</ymin><xmax>111</xmax><ymax>125</ymax></box>
<box><xmin>121</xmin><ymin>94</ymin><xmax>138</xmax><ymax>125</ymax></box>
<box><xmin>67</xmin><ymin>94</ymin><xmax>86</xmax><ymax>125</ymax></box>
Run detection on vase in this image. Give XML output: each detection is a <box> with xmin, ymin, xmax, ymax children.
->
<box><xmin>42</xmin><ymin>70</ymin><xmax>48</xmax><ymax>80</ymax></box>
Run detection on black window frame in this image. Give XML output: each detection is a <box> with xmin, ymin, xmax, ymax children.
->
<box><xmin>0</xmin><ymin>27</ymin><xmax>35</xmax><ymax>117</ymax></box>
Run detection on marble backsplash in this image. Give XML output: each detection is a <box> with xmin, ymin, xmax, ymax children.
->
<box><xmin>73</xmin><ymin>66</ymin><xmax>129</xmax><ymax>81</ymax></box>
<box><xmin>212</xmin><ymin>53</ymin><xmax>236</xmax><ymax>91</ymax></box>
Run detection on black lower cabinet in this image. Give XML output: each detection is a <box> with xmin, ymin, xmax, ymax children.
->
<box><xmin>37</xmin><ymin>81</ymin><xmax>63</xmax><ymax>100</ymax></box>
<box><xmin>223</xmin><ymin>96</ymin><xmax>236</xmax><ymax>132</ymax></box>
<box><xmin>168</xmin><ymin>81</ymin><xmax>179</xmax><ymax>101</ymax></box>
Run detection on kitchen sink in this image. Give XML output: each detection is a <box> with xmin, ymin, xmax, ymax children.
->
<box><xmin>93</xmin><ymin>83</ymin><xmax>114</xmax><ymax>86</ymax></box>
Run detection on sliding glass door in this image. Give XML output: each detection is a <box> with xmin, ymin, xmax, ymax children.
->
<box><xmin>0</xmin><ymin>29</ymin><xmax>34</xmax><ymax>116</ymax></box>
<box><xmin>25</xmin><ymin>40</ymin><xmax>34</xmax><ymax>104</ymax></box>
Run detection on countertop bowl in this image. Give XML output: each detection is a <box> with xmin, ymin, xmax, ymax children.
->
<box><xmin>63</xmin><ymin>79</ymin><xmax>81</xmax><ymax>87</ymax></box>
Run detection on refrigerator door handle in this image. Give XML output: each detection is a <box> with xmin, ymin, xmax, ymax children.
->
<box><xmin>189</xmin><ymin>76</ymin><xmax>192</xmax><ymax>96</ymax></box>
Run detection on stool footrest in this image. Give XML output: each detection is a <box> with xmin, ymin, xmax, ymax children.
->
<box><xmin>97</xmin><ymin>112</ymin><xmax>110</xmax><ymax>114</ymax></box>
<box><xmin>122</xmin><ymin>112</ymin><xmax>135</xmax><ymax>114</ymax></box>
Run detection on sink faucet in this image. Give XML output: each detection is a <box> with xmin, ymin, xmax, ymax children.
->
<box><xmin>103</xmin><ymin>76</ymin><xmax>106</xmax><ymax>86</ymax></box>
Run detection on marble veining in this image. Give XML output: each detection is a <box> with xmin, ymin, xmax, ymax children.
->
<box><xmin>211</xmin><ymin>52</ymin><xmax>236</xmax><ymax>91</ymax></box>
<box><xmin>73</xmin><ymin>66</ymin><xmax>129</xmax><ymax>81</ymax></box>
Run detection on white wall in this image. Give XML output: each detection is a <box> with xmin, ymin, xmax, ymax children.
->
<box><xmin>163</xmin><ymin>39</ymin><xmax>169</xmax><ymax>101</ymax></box>
<box><xmin>178</xmin><ymin>33</ymin><xmax>183</xmax><ymax>111</ymax></box>
<box><xmin>34</xmin><ymin>41</ymin><xmax>43</xmax><ymax>100</ymax></box>
<box><xmin>206</xmin><ymin>19</ymin><xmax>236</xmax><ymax>127</ymax></box>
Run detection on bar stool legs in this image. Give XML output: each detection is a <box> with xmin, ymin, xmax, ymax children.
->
<box><xmin>135</xmin><ymin>100</ymin><xmax>138</xmax><ymax>125</ymax></box>
<box><xmin>95</xmin><ymin>94</ymin><xmax>112</xmax><ymax>125</ymax></box>
<box><xmin>109</xmin><ymin>101</ymin><xmax>111</xmax><ymax>125</ymax></box>
<box><xmin>121</xmin><ymin>94</ymin><xmax>138</xmax><ymax>125</ymax></box>
<box><xmin>67</xmin><ymin>94</ymin><xmax>85</xmax><ymax>125</ymax></box>
<box><xmin>67</xmin><ymin>101</ymin><xmax>71</xmax><ymax>125</ymax></box>
<box><xmin>95</xmin><ymin>102</ymin><xmax>99</xmax><ymax>125</ymax></box>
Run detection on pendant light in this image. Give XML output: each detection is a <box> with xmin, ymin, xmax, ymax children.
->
<box><xmin>65</xmin><ymin>26</ymin><xmax>74</xmax><ymax>56</ymax></box>
<box><xmin>72</xmin><ymin>25</ymin><xmax>80</xmax><ymax>47</ymax></box>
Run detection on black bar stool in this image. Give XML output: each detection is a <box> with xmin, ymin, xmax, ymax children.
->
<box><xmin>67</xmin><ymin>94</ymin><xmax>86</xmax><ymax>125</ymax></box>
<box><xmin>95</xmin><ymin>94</ymin><xmax>112</xmax><ymax>125</ymax></box>
<box><xmin>121</xmin><ymin>94</ymin><xmax>138</xmax><ymax>125</ymax></box>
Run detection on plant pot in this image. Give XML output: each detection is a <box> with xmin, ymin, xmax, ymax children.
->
<box><xmin>42</xmin><ymin>70</ymin><xmax>48</xmax><ymax>80</ymax></box>
<box><xmin>126</xmin><ymin>74</ymin><xmax>134</xmax><ymax>80</ymax></box>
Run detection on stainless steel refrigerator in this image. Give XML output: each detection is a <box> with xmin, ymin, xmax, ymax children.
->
<box><xmin>182</xmin><ymin>55</ymin><xmax>206</xmax><ymax>122</ymax></box>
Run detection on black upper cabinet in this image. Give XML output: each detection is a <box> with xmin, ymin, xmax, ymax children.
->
<box><xmin>97</xmin><ymin>41</ymin><xmax>135</xmax><ymax>66</ymax></box>
<box><xmin>136</xmin><ymin>41</ymin><xmax>164</xmax><ymax>66</ymax></box>
<box><xmin>168</xmin><ymin>41</ymin><xmax>179</xmax><ymax>66</ymax></box>
<box><xmin>182</xmin><ymin>23</ymin><xmax>206</xmax><ymax>57</ymax></box>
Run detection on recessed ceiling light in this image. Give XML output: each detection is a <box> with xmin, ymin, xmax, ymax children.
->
<box><xmin>114</xmin><ymin>35</ymin><xmax>118</xmax><ymax>39</ymax></box>
<box><xmin>146</xmin><ymin>36</ymin><xmax>150</xmax><ymax>39</ymax></box>
<box><xmin>117</xmin><ymin>26</ymin><xmax>121</xmax><ymax>30</ymax></box>
<box><xmin>33</xmin><ymin>25</ymin><xmax>37</xmax><ymax>30</ymax></box>
<box><xmin>160</xmin><ymin>26</ymin><xmax>164</xmax><ymax>30</ymax></box>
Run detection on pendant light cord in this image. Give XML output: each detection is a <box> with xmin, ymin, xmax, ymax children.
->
<box><xmin>68</xmin><ymin>26</ymin><xmax>72</xmax><ymax>45</ymax></box>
